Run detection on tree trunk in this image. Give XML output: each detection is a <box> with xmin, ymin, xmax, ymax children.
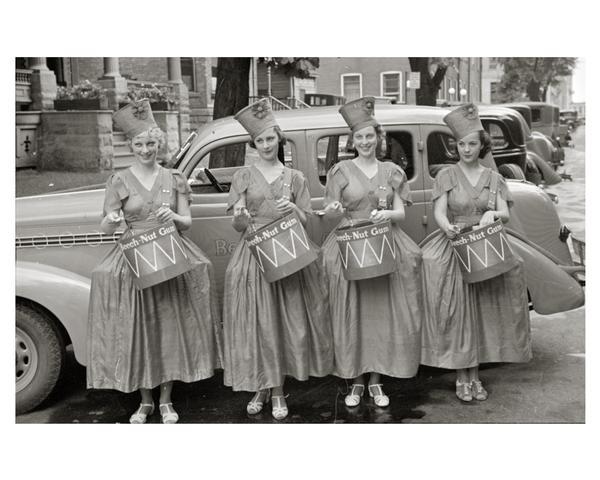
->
<box><xmin>527</xmin><ymin>78</ymin><xmax>542</xmax><ymax>101</ymax></box>
<box><xmin>211</xmin><ymin>58</ymin><xmax>251</xmax><ymax>168</ymax></box>
<box><xmin>213</xmin><ymin>57</ymin><xmax>251</xmax><ymax>119</ymax></box>
<box><xmin>409</xmin><ymin>58</ymin><xmax>447</xmax><ymax>106</ymax></box>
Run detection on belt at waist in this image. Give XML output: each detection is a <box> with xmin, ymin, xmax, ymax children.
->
<box><xmin>453</xmin><ymin>215</ymin><xmax>482</xmax><ymax>227</ymax></box>
<box><xmin>346</xmin><ymin>210</ymin><xmax>372</xmax><ymax>220</ymax></box>
<box><xmin>124</xmin><ymin>220</ymin><xmax>162</xmax><ymax>235</ymax></box>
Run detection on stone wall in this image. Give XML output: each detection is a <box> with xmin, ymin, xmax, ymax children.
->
<box><xmin>39</xmin><ymin>111</ymin><xmax>113</xmax><ymax>170</ymax></box>
<box><xmin>75</xmin><ymin>58</ymin><xmax>170</xmax><ymax>83</ymax></box>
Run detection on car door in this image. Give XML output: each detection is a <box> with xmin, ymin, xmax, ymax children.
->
<box><xmin>420</xmin><ymin>123</ymin><xmax>459</xmax><ymax>238</ymax></box>
<box><xmin>184</xmin><ymin>135</ymin><xmax>298</xmax><ymax>297</ymax></box>
<box><xmin>303</xmin><ymin>125</ymin><xmax>427</xmax><ymax>246</ymax></box>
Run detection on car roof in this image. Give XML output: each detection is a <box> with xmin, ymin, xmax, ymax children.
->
<box><xmin>182</xmin><ymin>103</ymin><xmax>526</xmax><ymax>163</ymax></box>
<box><xmin>185</xmin><ymin>104</ymin><xmax>450</xmax><ymax>159</ymax></box>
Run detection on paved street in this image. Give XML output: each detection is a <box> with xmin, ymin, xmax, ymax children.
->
<box><xmin>16</xmin><ymin>128</ymin><xmax>585</xmax><ymax>424</ymax></box>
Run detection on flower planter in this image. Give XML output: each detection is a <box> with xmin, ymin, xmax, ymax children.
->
<box><xmin>54</xmin><ymin>98</ymin><xmax>109</xmax><ymax>111</ymax></box>
<box><xmin>118</xmin><ymin>101</ymin><xmax>171</xmax><ymax>111</ymax></box>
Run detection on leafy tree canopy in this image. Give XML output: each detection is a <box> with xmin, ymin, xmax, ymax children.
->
<box><xmin>258</xmin><ymin>57</ymin><xmax>319</xmax><ymax>79</ymax></box>
<box><xmin>496</xmin><ymin>57</ymin><xmax>577</xmax><ymax>102</ymax></box>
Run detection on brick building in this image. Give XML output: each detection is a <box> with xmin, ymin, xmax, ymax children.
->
<box><xmin>314</xmin><ymin>57</ymin><xmax>483</xmax><ymax>105</ymax></box>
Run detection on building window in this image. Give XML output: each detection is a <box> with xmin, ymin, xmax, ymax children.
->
<box><xmin>380</xmin><ymin>71</ymin><xmax>404</xmax><ymax>103</ymax></box>
<box><xmin>341</xmin><ymin>74</ymin><xmax>362</xmax><ymax>101</ymax></box>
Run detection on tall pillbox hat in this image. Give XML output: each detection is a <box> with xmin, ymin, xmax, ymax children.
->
<box><xmin>113</xmin><ymin>99</ymin><xmax>158</xmax><ymax>139</ymax></box>
<box><xmin>234</xmin><ymin>98</ymin><xmax>279</xmax><ymax>140</ymax></box>
<box><xmin>339</xmin><ymin>96</ymin><xmax>378</xmax><ymax>132</ymax></box>
<box><xmin>443</xmin><ymin>103</ymin><xmax>484</xmax><ymax>140</ymax></box>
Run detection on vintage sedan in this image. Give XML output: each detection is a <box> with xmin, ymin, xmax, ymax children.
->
<box><xmin>495</xmin><ymin>103</ymin><xmax>564</xmax><ymax>179</ymax></box>
<box><xmin>16</xmin><ymin>104</ymin><xmax>585</xmax><ymax>414</ymax></box>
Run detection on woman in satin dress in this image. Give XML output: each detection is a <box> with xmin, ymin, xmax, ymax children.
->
<box><xmin>87</xmin><ymin>100</ymin><xmax>222</xmax><ymax>423</ymax></box>
<box><xmin>222</xmin><ymin>98</ymin><xmax>332</xmax><ymax>420</ymax></box>
<box><xmin>321</xmin><ymin>97</ymin><xmax>424</xmax><ymax>408</ymax></box>
<box><xmin>420</xmin><ymin>103</ymin><xmax>532</xmax><ymax>402</ymax></box>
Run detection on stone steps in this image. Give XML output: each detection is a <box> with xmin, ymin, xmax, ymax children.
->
<box><xmin>112</xmin><ymin>130</ymin><xmax>134</xmax><ymax>169</ymax></box>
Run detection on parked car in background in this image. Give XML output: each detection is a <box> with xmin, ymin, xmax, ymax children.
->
<box><xmin>498</xmin><ymin>102</ymin><xmax>564</xmax><ymax>173</ymax></box>
<box><xmin>16</xmin><ymin>104</ymin><xmax>585</xmax><ymax>414</ymax></box>
<box><xmin>560</xmin><ymin>109</ymin><xmax>579</xmax><ymax>130</ymax></box>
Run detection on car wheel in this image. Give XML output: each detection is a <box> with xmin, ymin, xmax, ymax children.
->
<box><xmin>16</xmin><ymin>304</ymin><xmax>65</xmax><ymax>415</ymax></box>
<box><xmin>498</xmin><ymin>163</ymin><xmax>526</xmax><ymax>180</ymax></box>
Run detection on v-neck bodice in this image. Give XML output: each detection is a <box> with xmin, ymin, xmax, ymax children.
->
<box><xmin>127</xmin><ymin>167</ymin><xmax>162</xmax><ymax>196</ymax></box>
<box><xmin>349</xmin><ymin>160</ymin><xmax>378</xmax><ymax>181</ymax></box>
<box><xmin>455</xmin><ymin>164</ymin><xmax>491</xmax><ymax>198</ymax></box>
<box><xmin>432</xmin><ymin>165</ymin><xmax>511</xmax><ymax>227</ymax></box>
<box><xmin>102</xmin><ymin>167</ymin><xmax>186</xmax><ymax>233</ymax></box>
<box><xmin>251</xmin><ymin>164</ymin><xmax>285</xmax><ymax>186</ymax></box>
<box><xmin>324</xmin><ymin>159</ymin><xmax>413</xmax><ymax>218</ymax></box>
<box><xmin>227</xmin><ymin>166</ymin><xmax>312</xmax><ymax>225</ymax></box>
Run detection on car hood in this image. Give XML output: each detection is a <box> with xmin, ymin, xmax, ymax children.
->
<box><xmin>16</xmin><ymin>189</ymin><xmax>105</xmax><ymax>237</ymax></box>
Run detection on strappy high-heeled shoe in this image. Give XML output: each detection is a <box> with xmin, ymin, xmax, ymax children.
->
<box><xmin>344</xmin><ymin>384</ymin><xmax>365</xmax><ymax>407</ymax></box>
<box><xmin>368</xmin><ymin>384</ymin><xmax>390</xmax><ymax>407</ymax></box>
<box><xmin>129</xmin><ymin>403</ymin><xmax>154</xmax><ymax>424</ymax></box>
<box><xmin>247</xmin><ymin>389</ymin><xmax>270</xmax><ymax>415</ymax></box>
<box><xmin>455</xmin><ymin>380</ymin><xmax>473</xmax><ymax>402</ymax></box>
<box><xmin>159</xmin><ymin>403</ymin><xmax>179</xmax><ymax>424</ymax></box>
<box><xmin>271</xmin><ymin>394</ymin><xmax>289</xmax><ymax>420</ymax></box>
<box><xmin>471</xmin><ymin>380</ymin><xmax>488</xmax><ymax>401</ymax></box>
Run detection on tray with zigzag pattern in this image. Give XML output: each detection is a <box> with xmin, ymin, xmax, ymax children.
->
<box><xmin>119</xmin><ymin>220</ymin><xmax>193</xmax><ymax>289</ymax></box>
<box><xmin>245</xmin><ymin>211</ymin><xmax>318</xmax><ymax>283</ymax></box>
<box><xmin>335</xmin><ymin>219</ymin><xmax>397</xmax><ymax>281</ymax></box>
<box><xmin>450</xmin><ymin>220</ymin><xmax>519</xmax><ymax>283</ymax></box>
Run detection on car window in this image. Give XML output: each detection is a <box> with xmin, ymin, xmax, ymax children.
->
<box><xmin>188</xmin><ymin>140</ymin><xmax>294</xmax><ymax>194</ymax></box>
<box><xmin>427</xmin><ymin>131</ymin><xmax>458</xmax><ymax>178</ymax></box>
<box><xmin>317</xmin><ymin>130</ymin><xmax>415</xmax><ymax>186</ymax></box>
<box><xmin>531</xmin><ymin>108</ymin><xmax>541</xmax><ymax>123</ymax></box>
<box><xmin>485</xmin><ymin>122</ymin><xmax>509</xmax><ymax>150</ymax></box>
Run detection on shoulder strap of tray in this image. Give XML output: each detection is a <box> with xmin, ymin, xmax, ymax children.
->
<box><xmin>487</xmin><ymin>170</ymin><xmax>499</xmax><ymax>211</ymax></box>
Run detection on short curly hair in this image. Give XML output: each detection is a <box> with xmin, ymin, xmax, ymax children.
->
<box><xmin>128</xmin><ymin>126</ymin><xmax>166</xmax><ymax>150</ymax></box>
<box><xmin>248</xmin><ymin>126</ymin><xmax>287</xmax><ymax>149</ymax></box>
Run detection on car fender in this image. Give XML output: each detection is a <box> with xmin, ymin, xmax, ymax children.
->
<box><xmin>16</xmin><ymin>261</ymin><xmax>90</xmax><ymax>365</ymax></box>
<box><xmin>528</xmin><ymin>151</ymin><xmax>562</xmax><ymax>185</ymax></box>
<box><xmin>508</xmin><ymin>234</ymin><xmax>584</xmax><ymax>315</ymax></box>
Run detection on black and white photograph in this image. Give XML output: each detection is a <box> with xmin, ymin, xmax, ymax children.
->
<box><xmin>4</xmin><ymin>1</ymin><xmax>597</xmax><ymax>479</ymax></box>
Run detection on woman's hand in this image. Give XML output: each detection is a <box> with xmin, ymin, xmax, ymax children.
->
<box><xmin>233</xmin><ymin>205</ymin><xmax>251</xmax><ymax>220</ymax></box>
<box><xmin>105</xmin><ymin>211</ymin><xmax>122</xmax><ymax>224</ymax></box>
<box><xmin>479</xmin><ymin>211</ymin><xmax>497</xmax><ymax>227</ymax></box>
<box><xmin>275</xmin><ymin>197</ymin><xmax>295</xmax><ymax>215</ymax></box>
<box><xmin>442</xmin><ymin>223</ymin><xmax>461</xmax><ymax>239</ymax></box>
<box><xmin>232</xmin><ymin>205</ymin><xmax>251</xmax><ymax>232</ymax></box>
<box><xmin>369</xmin><ymin>209</ymin><xmax>393</xmax><ymax>223</ymax></box>
<box><xmin>323</xmin><ymin>201</ymin><xmax>343</xmax><ymax>215</ymax></box>
<box><xmin>156</xmin><ymin>206</ymin><xmax>176</xmax><ymax>224</ymax></box>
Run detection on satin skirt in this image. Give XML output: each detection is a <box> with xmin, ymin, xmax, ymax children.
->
<box><xmin>222</xmin><ymin>232</ymin><xmax>333</xmax><ymax>392</ymax></box>
<box><xmin>86</xmin><ymin>234</ymin><xmax>223</xmax><ymax>392</ymax></box>
<box><xmin>420</xmin><ymin>230</ymin><xmax>532</xmax><ymax>369</ymax></box>
<box><xmin>321</xmin><ymin>218</ymin><xmax>423</xmax><ymax>379</ymax></box>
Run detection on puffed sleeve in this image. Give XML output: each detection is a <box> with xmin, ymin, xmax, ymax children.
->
<box><xmin>102</xmin><ymin>173</ymin><xmax>129</xmax><ymax>216</ymax></box>
<box><xmin>431</xmin><ymin>166</ymin><xmax>457</xmax><ymax>201</ymax></box>
<box><xmin>388</xmin><ymin>163</ymin><xmax>412</xmax><ymax>206</ymax></box>
<box><xmin>226</xmin><ymin>167</ymin><xmax>251</xmax><ymax>212</ymax></box>
<box><xmin>324</xmin><ymin>162</ymin><xmax>349</xmax><ymax>205</ymax></box>
<box><xmin>171</xmin><ymin>170</ymin><xmax>192</xmax><ymax>206</ymax></box>
<box><xmin>290</xmin><ymin>170</ymin><xmax>312</xmax><ymax>214</ymax></box>
<box><xmin>495</xmin><ymin>172</ymin><xmax>514</xmax><ymax>208</ymax></box>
